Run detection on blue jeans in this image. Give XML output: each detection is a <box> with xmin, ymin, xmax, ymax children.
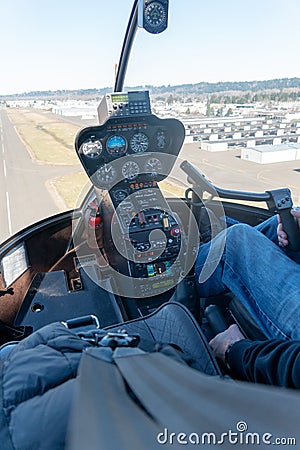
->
<box><xmin>195</xmin><ymin>215</ymin><xmax>300</xmax><ymax>339</ymax></box>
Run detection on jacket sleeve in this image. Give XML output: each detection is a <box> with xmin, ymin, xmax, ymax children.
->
<box><xmin>2</xmin><ymin>322</ymin><xmax>93</xmax><ymax>450</ymax></box>
<box><xmin>227</xmin><ymin>338</ymin><xmax>300</xmax><ymax>389</ymax></box>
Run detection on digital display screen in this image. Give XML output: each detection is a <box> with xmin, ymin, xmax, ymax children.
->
<box><xmin>146</xmin><ymin>260</ymin><xmax>173</xmax><ymax>278</ymax></box>
<box><xmin>129</xmin><ymin>92</ymin><xmax>147</xmax><ymax>102</ymax></box>
<box><xmin>153</xmin><ymin>279</ymin><xmax>175</xmax><ymax>289</ymax></box>
<box><xmin>111</xmin><ymin>93</ymin><xmax>129</xmax><ymax>103</ymax></box>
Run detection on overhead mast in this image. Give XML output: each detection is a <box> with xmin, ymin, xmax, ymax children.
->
<box><xmin>114</xmin><ymin>0</ymin><xmax>169</xmax><ymax>93</ymax></box>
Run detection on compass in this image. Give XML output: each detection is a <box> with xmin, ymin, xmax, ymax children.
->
<box><xmin>141</xmin><ymin>0</ymin><xmax>168</xmax><ymax>34</ymax></box>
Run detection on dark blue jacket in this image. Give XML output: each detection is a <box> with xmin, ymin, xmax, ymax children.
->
<box><xmin>0</xmin><ymin>322</ymin><xmax>92</xmax><ymax>450</ymax></box>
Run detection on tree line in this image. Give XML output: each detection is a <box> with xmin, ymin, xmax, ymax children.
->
<box><xmin>1</xmin><ymin>77</ymin><xmax>300</xmax><ymax>101</ymax></box>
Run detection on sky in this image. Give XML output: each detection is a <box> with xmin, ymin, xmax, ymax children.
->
<box><xmin>0</xmin><ymin>0</ymin><xmax>300</xmax><ymax>95</ymax></box>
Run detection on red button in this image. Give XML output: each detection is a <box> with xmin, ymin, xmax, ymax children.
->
<box><xmin>170</xmin><ymin>227</ymin><xmax>181</xmax><ymax>237</ymax></box>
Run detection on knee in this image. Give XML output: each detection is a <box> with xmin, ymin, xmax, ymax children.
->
<box><xmin>226</xmin><ymin>223</ymin><xmax>258</xmax><ymax>243</ymax></box>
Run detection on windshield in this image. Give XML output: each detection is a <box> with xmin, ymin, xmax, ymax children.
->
<box><xmin>1</xmin><ymin>0</ymin><xmax>300</xmax><ymax>244</ymax></box>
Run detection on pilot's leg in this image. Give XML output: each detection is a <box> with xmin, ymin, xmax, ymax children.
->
<box><xmin>255</xmin><ymin>214</ymin><xmax>300</xmax><ymax>264</ymax></box>
<box><xmin>254</xmin><ymin>215</ymin><xmax>278</xmax><ymax>243</ymax></box>
<box><xmin>194</xmin><ymin>234</ymin><xmax>229</xmax><ymax>297</ymax></box>
<box><xmin>195</xmin><ymin>223</ymin><xmax>300</xmax><ymax>340</ymax></box>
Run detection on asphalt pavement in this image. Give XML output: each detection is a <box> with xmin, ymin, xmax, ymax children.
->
<box><xmin>178</xmin><ymin>142</ymin><xmax>300</xmax><ymax>204</ymax></box>
<box><xmin>0</xmin><ymin>108</ymin><xmax>81</xmax><ymax>243</ymax></box>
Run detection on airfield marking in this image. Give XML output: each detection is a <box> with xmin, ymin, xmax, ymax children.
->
<box><xmin>5</xmin><ymin>191</ymin><xmax>12</xmax><ymax>235</ymax></box>
<box><xmin>0</xmin><ymin>115</ymin><xmax>11</xmax><ymax>234</ymax></box>
<box><xmin>1</xmin><ymin>113</ymin><xmax>4</xmax><ymax>151</ymax></box>
<box><xmin>3</xmin><ymin>159</ymin><xmax>6</xmax><ymax>177</ymax></box>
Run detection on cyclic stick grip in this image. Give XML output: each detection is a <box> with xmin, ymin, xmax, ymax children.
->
<box><xmin>267</xmin><ymin>188</ymin><xmax>300</xmax><ymax>252</ymax></box>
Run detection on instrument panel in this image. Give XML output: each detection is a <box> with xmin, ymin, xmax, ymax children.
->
<box><xmin>75</xmin><ymin>115</ymin><xmax>185</xmax><ymax>189</ymax></box>
<box><xmin>75</xmin><ymin>110</ymin><xmax>187</xmax><ymax>298</ymax></box>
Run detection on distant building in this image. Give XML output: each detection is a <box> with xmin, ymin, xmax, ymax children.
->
<box><xmin>241</xmin><ymin>143</ymin><xmax>300</xmax><ymax>164</ymax></box>
<box><xmin>201</xmin><ymin>141</ymin><xmax>228</xmax><ymax>152</ymax></box>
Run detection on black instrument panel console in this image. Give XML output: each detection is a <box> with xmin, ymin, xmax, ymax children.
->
<box><xmin>74</xmin><ymin>110</ymin><xmax>189</xmax><ymax>300</ymax></box>
<box><xmin>75</xmin><ymin>115</ymin><xmax>185</xmax><ymax>189</ymax></box>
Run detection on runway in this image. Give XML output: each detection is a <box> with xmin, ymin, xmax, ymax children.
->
<box><xmin>0</xmin><ymin>108</ymin><xmax>80</xmax><ymax>243</ymax></box>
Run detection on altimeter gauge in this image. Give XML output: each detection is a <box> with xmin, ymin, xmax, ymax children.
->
<box><xmin>81</xmin><ymin>139</ymin><xmax>102</xmax><ymax>158</ymax></box>
<box><xmin>130</xmin><ymin>132</ymin><xmax>149</xmax><ymax>153</ymax></box>
<box><xmin>122</xmin><ymin>161</ymin><xmax>140</xmax><ymax>180</ymax></box>
<box><xmin>96</xmin><ymin>164</ymin><xmax>117</xmax><ymax>185</ymax></box>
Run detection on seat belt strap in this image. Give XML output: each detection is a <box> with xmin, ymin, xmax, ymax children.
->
<box><xmin>113</xmin><ymin>348</ymin><xmax>215</xmax><ymax>432</ymax></box>
<box><xmin>113</xmin><ymin>348</ymin><xmax>300</xmax><ymax>440</ymax></box>
<box><xmin>67</xmin><ymin>348</ymin><xmax>162</xmax><ymax>450</ymax></box>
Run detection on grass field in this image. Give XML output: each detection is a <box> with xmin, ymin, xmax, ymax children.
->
<box><xmin>7</xmin><ymin>108</ymin><xmax>91</xmax><ymax>208</ymax></box>
<box><xmin>51</xmin><ymin>172</ymin><xmax>91</xmax><ymax>209</ymax></box>
<box><xmin>7</xmin><ymin>108</ymin><xmax>80</xmax><ymax>165</ymax></box>
<box><xmin>159</xmin><ymin>179</ymin><xmax>186</xmax><ymax>198</ymax></box>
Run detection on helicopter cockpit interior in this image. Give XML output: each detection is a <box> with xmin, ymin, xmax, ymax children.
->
<box><xmin>1</xmin><ymin>83</ymin><xmax>298</xmax><ymax>346</ymax></box>
<box><xmin>2</xmin><ymin>2</ymin><xmax>300</xmax><ymax>448</ymax></box>
<box><xmin>0</xmin><ymin>0</ymin><xmax>299</xmax><ymax>370</ymax></box>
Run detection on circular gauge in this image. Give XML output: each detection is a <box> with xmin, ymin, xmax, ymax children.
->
<box><xmin>122</xmin><ymin>161</ymin><xmax>139</xmax><ymax>180</ymax></box>
<box><xmin>81</xmin><ymin>139</ymin><xmax>102</xmax><ymax>158</ymax></box>
<box><xmin>113</xmin><ymin>189</ymin><xmax>128</xmax><ymax>201</ymax></box>
<box><xmin>96</xmin><ymin>164</ymin><xmax>117</xmax><ymax>185</ymax></box>
<box><xmin>130</xmin><ymin>132</ymin><xmax>149</xmax><ymax>153</ymax></box>
<box><xmin>144</xmin><ymin>157</ymin><xmax>162</xmax><ymax>177</ymax></box>
<box><xmin>156</xmin><ymin>130</ymin><xmax>168</xmax><ymax>149</ymax></box>
<box><xmin>106</xmin><ymin>135</ymin><xmax>127</xmax><ymax>156</ymax></box>
<box><xmin>144</xmin><ymin>1</ymin><xmax>166</xmax><ymax>29</ymax></box>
